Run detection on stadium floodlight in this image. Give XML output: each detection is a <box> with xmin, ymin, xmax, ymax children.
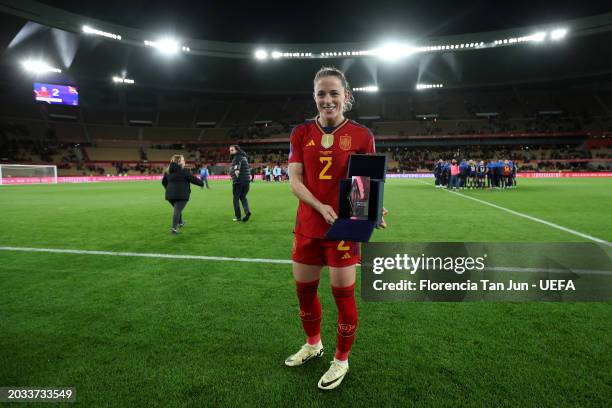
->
<box><xmin>157</xmin><ymin>38</ymin><xmax>179</xmax><ymax>54</ymax></box>
<box><xmin>550</xmin><ymin>28</ymin><xmax>568</xmax><ymax>40</ymax></box>
<box><xmin>82</xmin><ymin>25</ymin><xmax>121</xmax><ymax>40</ymax></box>
<box><xmin>529</xmin><ymin>32</ymin><xmax>547</xmax><ymax>42</ymax></box>
<box><xmin>374</xmin><ymin>42</ymin><xmax>414</xmax><ymax>61</ymax></box>
<box><xmin>255</xmin><ymin>49</ymin><xmax>268</xmax><ymax>60</ymax></box>
<box><xmin>353</xmin><ymin>86</ymin><xmax>379</xmax><ymax>92</ymax></box>
<box><xmin>271</xmin><ymin>51</ymin><xmax>281</xmax><ymax>59</ymax></box>
<box><xmin>416</xmin><ymin>83</ymin><xmax>444</xmax><ymax>90</ymax></box>
<box><xmin>21</xmin><ymin>59</ymin><xmax>61</xmax><ymax>74</ymax></box>
<box><xmin>112</xmin><ymin>76</ymin><xmax>134</xmax><ymax>84</ymax></box>
<box><xmin>144</xmin><ymin>38</ymin><xmax>182</xmax><ymax>55</ymax></box>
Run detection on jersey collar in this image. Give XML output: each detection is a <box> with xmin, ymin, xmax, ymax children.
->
<box><xmin>314</xmin><ymin>116</ymin><xmax>349</xmax><ymax>135</ymax></box>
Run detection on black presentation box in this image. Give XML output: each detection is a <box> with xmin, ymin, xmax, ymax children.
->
<box><xmin>324</xmin><ymin>154</ymin><xmax>387</xmax><ymax>242</ymax></box>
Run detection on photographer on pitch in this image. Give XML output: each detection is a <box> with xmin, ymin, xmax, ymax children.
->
<box><xmin>162</xmin><ymin>154</ymin><xmax>204</xmax><ymax>234</ymax></box>
<box><xmin>229</xmin><ymin>145</ymin><xmax>252</xmax><ymax>222</ymax></box>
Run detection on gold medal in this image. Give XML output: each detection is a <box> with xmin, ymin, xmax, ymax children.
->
<box><xmin>321</xmin><ymin>133</ymin><xmax>334</xmax><ymax>148</ymax></box>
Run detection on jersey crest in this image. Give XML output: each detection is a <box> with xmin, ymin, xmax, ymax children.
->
<box><xmin>339</xmin><ymin>135</ymin><xmax>351</xmax><ymax>151</ymax></box>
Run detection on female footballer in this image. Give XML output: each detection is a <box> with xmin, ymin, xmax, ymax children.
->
<box><xmin>285</xmin><ymin>67</ymin><xmax>387</xmax><ymax>390</ymax></box>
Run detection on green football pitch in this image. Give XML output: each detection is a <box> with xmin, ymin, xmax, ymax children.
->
<box><xmin>0</xmin><ymin>178</ymin><xmax>611</xmax><ymax>407</ymax></box>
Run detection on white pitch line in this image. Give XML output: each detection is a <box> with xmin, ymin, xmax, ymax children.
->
<box><xmin>0</xmin><ymin>246</ymin><xmax>292</xmax><ymax>264</ymax></box>
<box><xmin>0</xmin><ymin>246</ymin><xmax>610</xmax><ymax>275</ymax></box>
<box><xmin>413</xmin><ymin>180</ymin><xmax>611</xmax><ymax>247</ymax></box>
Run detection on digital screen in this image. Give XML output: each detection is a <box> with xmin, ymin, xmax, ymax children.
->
<box><xmin>33</xmin><ymin>83</ymin><xmax>79</xmax><ymax>106</ymax></box>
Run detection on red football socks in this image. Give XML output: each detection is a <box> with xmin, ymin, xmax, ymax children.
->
<box><xmin>296</xmin><ymin>279</ymin><xmax>322</xmax><ymax>345</ymax></box>
<box><xmin>332</xmin><ymin>283</ymin><xmax>358</xmax><ymax>361</ymax></box>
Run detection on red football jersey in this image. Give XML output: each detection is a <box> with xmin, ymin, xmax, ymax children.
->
<box><xmin>288</xmin><ymin>118</ymin><xmax>376</xmax><ymax>239</ymax></box>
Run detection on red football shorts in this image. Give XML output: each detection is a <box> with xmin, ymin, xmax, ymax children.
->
<box><xmin>292</xmin><ymin>233</ymin><xmax>360</xmax><ymax>267</ymax></box>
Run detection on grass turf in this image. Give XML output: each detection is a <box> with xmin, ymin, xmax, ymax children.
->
<box><xmin>0</xmin><ymin>178</ymin><xmax>611</xmax><ymax>407</ymax></box>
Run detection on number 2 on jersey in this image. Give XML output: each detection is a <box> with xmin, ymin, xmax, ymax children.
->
<box><xmin>319</xmin><ymin>156</ymin><xmax>332</xmax><ymax>180</ymax></box>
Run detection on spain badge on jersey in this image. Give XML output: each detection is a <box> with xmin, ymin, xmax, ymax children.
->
<box><xmin>340</xmin><ymin>135</ymin><xmax>351</xmax><ymax>151</ymax></box>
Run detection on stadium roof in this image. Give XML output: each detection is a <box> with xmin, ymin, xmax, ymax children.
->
<box><xmin>1</xmin><ymin>1</ymin><xmax>612</xmax><ymax>93</ymax></box>
<box><xmin>21</xmin><ymin>0</ymin><xmax>612</xmax><ymax>44</ymax></box>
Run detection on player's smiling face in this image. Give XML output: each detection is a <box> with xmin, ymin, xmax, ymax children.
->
<box><xmin>314</xmin><ymin>76</ymin><xmax>348</xmax><ymax>127</ymax></box>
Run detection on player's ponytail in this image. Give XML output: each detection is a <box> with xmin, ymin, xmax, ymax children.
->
<box><xmin>313</xmin><ymin>66</ymin><xmax>355</xmax><ymax>113</ymax></box>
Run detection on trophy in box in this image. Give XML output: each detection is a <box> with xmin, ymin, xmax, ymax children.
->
<box><xmin>325</xmin><ymin>154</ymin><xmax>387</xmax><ymax>242</ymax></box>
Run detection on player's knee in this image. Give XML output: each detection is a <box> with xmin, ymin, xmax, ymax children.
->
<box><xmin>296</xmin><ymin>279</ymin><xmax>319</xmax><ymax>295</ymax></box>
<box><xmin>331</xmin><ymin>283</ymin><xmax>355</xmax><ymax>300</ymax></box>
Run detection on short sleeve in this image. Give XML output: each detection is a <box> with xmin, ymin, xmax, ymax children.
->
<box><xmin>288</xmin><ymin>126</ymin><xmax>304</xmax><ymax>164</ymax></box>
<box><xmin>364</xmin><ymin>128</ymin><xmax>376</xmax><ymax>154</ymax></box>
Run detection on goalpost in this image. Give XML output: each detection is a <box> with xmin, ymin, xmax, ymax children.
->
<box><xmin>0</xmin><ymin>164</ymin><xmax>58</xmax><ymax>185</ymax></box>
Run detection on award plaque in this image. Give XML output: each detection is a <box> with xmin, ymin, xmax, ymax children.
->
<box><xmin>325</xmin><ymin>154</ymin><xmax>387</xmax><ymax>242</ymax></box>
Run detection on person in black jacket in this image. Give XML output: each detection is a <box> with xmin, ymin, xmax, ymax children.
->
<box><xmin>161</xmin><ymin>154</ymin><xmax>204</xmax><ymax>234</ymax></box>
<box><xmin>229</xmin><ymin>145</ymin><xmax>252</xmax><ymax>222</ymax></box>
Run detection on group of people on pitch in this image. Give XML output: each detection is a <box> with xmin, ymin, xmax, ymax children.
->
<box><xmin>160</xmin><ymin>66</ymin><xmax>387</xmax><ymax>390</ymax></box>
<box><xmin>160</xmin><ymin>144</ymin><xmax>253</xmax><ymax>233</ymax></box>
<box><xmin>434</xmin><ymin>158</ymin><xmax>518</xmax><ymax>190</ymax></box>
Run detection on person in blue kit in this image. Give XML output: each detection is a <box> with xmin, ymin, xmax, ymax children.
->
<box><xmin>496</xmin><ymin>159</ymin><xmax>504</xmax><ymax>188</ymax></box>
<box><xmin>476</xmin><ymin>160</ymin><xmax>486</xmax><ymax>189</ymax></box>
<box><xmin>199</xmin><ymin>164</ymin><xmax>210</xmax><ymax>189</ymax></box>
<box><xmin>486</xmin><ymin>160</ymin><xmax>495</xmax><ymax>189</ymax></box>
<box><xmin>442</xmin><ymin>160</ymin><xmax>451</xmax><ymax>188</ymax></box>
<box><xmin>433</xmin><ymin>159</ymin><xmax>443</xmax><ymax>188</ymax></box>
<box><xmin>459</xmin><ymin>159</ymin><xmax>468</xmax><ymax>189</ymax></box>
<box><xmin>510</xmin><ymin>160</ymin><xmax>518</xmax><ymax>188</ymax></box>
<box><xmin>467</xmin><ymin>160</ymin><xmax>477</xmax><ymax>189</ymax></box>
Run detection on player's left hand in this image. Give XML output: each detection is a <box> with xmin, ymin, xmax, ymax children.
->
<box><xmin>377</xmin><ymin>207</ymin><xmax>389</xmax><ymax>229</ymax></box>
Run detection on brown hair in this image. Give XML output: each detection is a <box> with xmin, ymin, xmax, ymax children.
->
<box><xmin>166</xmin><ymin>154</ymin><xmax>184</xmax><ymax>173</ymax></box>
<box><xmin>313</xmin><ymin>66</ymin><xmax>354</xmax><ymax>113</ymax></box>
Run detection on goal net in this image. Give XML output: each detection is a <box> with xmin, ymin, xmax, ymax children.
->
<box><xmin>0</xmin><ymin>164</ymin><xmax>58</xmax><ymax>185</ymax></box>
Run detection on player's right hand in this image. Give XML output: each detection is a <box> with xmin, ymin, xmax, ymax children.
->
<box><xmin>318</xmin><ymin>204</ymin><xmax>338</xmax><ymax>224</ymax></box>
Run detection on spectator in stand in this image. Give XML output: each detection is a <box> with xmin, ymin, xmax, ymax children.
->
<box><xmin>162</xmin><ymin>154</ymin><xmax>204</xmax><ymax>234</ymax></box>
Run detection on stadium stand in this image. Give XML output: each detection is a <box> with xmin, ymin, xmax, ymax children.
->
<box><xmin>3</xmin><ymin>78</ymin><xmax>612</xmax><ymax>175</ymax></box>
<box><xmin>87</xmin><ymin>124</ymin><xmax>138</xmax><ymax>140</ymax></box>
